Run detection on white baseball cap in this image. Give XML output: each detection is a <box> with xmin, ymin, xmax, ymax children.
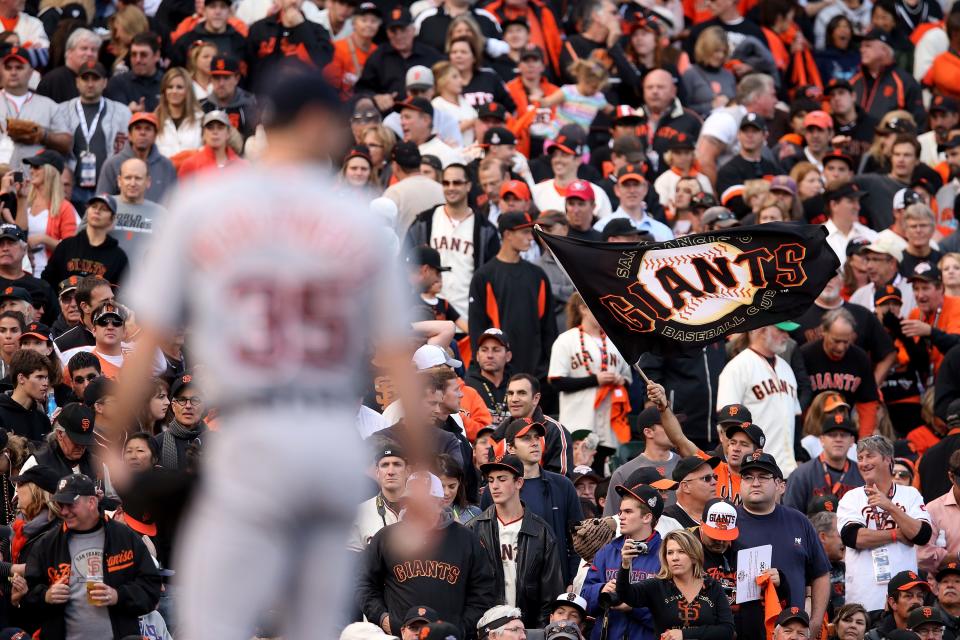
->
<box><xmin>552</xmin><ymin>592</ymin><xmax>587</xmax><ymax>618</ymax></box>
<box><xmin>862</xmin><ymin>237</ymin><xmax>904</xmax><ymax>263</ymax></box>
<box><xmin>892</xmin><ymin>188</ymin><xmax>922</xmax><ymax>211</ymax></box>
<box><xmin>701</xmin><ymin>498</ymin><xmax>739</xmax><ymax>541</ymax></box>
<box><xmin>402</xmin><ymin>471</ymin><xmax>444</xmax><ymax>499</ymax></box>
<box><xmin>413</xmin><ymin>344</ymin><xmax>461</xmax><ymax>370</ymax></box>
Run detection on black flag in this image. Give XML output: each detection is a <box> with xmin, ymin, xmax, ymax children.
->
<box><xmin>536</xmin><ymin>222</ymin><xmax>840</xmax><ymax>363</ymax></box>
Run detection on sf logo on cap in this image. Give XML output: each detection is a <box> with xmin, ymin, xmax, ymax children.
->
<box><xmin>790</xmin><ymin>607</ymin><xmax>800</xmax><ymax>615</ymax></box>
<box><xmin>729</xmin><ymin>407</ymin><xmax>739</xmax><ymax>416</ymax></box>
<box><xmin>923</xmin><ymin>608</ymin><xmax>933</xmax><ymax>617</ymax></box>
<box><xmin>647</xmin><ymin>496</ymin><xmax>657</xmax><ymax>508</ymax></box>
<box><xmin>834</xmin><ymin>414</ymin><xmax>843</xmax><ymax>424</ymax></box>
<box><xmin>418</xmin><ymin>608</ymin><xmax>427</xmax><ymax>616</ymax></box>
<box><xmin>81</xmin><ymin>418</ymin><xmax>91</xmax><ymax>431</ymax></box>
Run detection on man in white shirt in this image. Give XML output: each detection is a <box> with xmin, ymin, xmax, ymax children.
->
<box><xmin>849</xmin><ymin>238</ymin><xmax>917</xmax><ymax>316</ymax></box>
<box><xmin>531</xmin><ymin>128</ymin><xmax>611</xmax><ymax>220</ymax></box>
<box><xmin>382</xmin><ymin>66</ymin><xmax>462</xmax><ymax>148</ymax></box>
<box><xmin>399</xmin><ymin>96</ymin><xmax>463</xmax><ymax>168</ymax></box>
<box><xmin>593</xmin><ymin>164</ymin><xmax>673</xmax><ymax>240</ymax></box>
<box><xmin>823</xmin><ymin>180</ymin><xmax>877</xmax><ymax>265</ymax></box>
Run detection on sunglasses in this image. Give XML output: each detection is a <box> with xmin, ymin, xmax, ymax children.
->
<box><xmin>351</xmin><ymin>111</ymin><xmax>380</xmax><ymax>123</ymax></box>
<box><xmin>684</xmin><ymin>473</ymin><xmax>718</xmax><ymax>484</ymax></box>
<box><xmin>95</xmin><ymin>318</ymin><xmax>123</xmax><ymax>328</ymax></box>
<box><xmin>893</xmin><ymin>470</ymin><xmax>913</xmax><ymax>479</ymax></box>
<box><xmin>73</xmin><ymin>373</ymin><xmax>98</xmax><ymax>385</ymax></box>
<box><xmin>442</xmin><ymin>179</ymin><xmax>468</xmax><ymax>187</ymax></box>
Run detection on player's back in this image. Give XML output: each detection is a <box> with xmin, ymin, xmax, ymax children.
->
<box><xmin>126</xmin><ymin>165</ymin><xmax>404</xmax><ymax>406</ymax></box>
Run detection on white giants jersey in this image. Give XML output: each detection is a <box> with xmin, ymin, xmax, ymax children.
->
<box><xmin>125</xmin><ymin>165</ymin><xmax>406</xmax><ymax>407</ymax></box>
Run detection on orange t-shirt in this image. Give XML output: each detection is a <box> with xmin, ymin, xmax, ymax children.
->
<box><xmin>908</xmin><ymin>295</ymin><xmax>960</xmax><ymax>373</ymax></box>
<box><xmin>326</xmin><ymin>36</ymin><xmax>377</xmax><ymax>99</ymax></box>
<box><xmin>698</xmin><ymin>449</ymin><xmax>741</xmax><ymax>505</ymax></box>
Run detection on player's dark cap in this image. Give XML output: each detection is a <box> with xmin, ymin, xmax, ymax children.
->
<box><xmin>170</xmin><ymin>372</ymin><xmax>197</xmax><ymax>398</ymax></box>
<box><xmin>375</xmin><ymin>445</ymin><xmax>406</xmax><ymax>464</ymax></box>
<box><xmin>405</xmin><ymin>245</ymin><xmax>450</xmax><ymax>272</ymax></box>
<box><xmin>56</xmin><ymin>402</ymin><xmax>97</xmax><ymax>446</ymax></box>
<box><xmin>0</xmin><ymin>286</ymin><xmax>31</xmax><ymax>303</ymax></box>
<box><xmin>724</xmin><ymin>421</ymin><xmax>765</xmax><ymax>448</ymax></box>
<box><xmin>52</xmin><ymin>473</ymin><xmax>97</xmax><ymax>503</ymax></box>
<box><xmin>821</xmin><ymin>412</ymin><xmax>858</xmax><ymax>437</ymax></box>
<box><xmin>385</xmin><ymin>5</ymin><xmax>412</xmax><ymax>27</ymax></box>
<box><xmin>477</xmin><ymin>102</ymin><xmax>507</xmax><ymax>122</ymax></box>
<box><xmin>625</xmin><ymin>466</ymin><xmax>678</xmax><ymax>490</ymax></box>
<box><xmin>739</xmin><ymin>113</ymin><xmax>767</xmax><ymax>131</ymax></box>
<box><xmin>483</xmin><ymin>126</ymin><xmax>516</xmax><ymax>146</ymax></box>
<box><xmin>477</xmin><ymin>327</ymin><xmax>510</xmax><ymax>349</ymax></box>
<box><xmin>614</xmin><ymin>482</ymin><xmax>664</xmax><ymax>518</ymax></box>
<box><xmin>403</xmin><ymin>606</ymin><xmax>440</xmax><ymax>626</ymax></box>
<box><xmin>887</xmin><ymin>570</ymin><xmax>930</xmax><ymax>596</ymax></box>
<box><xmin>11</xmin><ymin>464</ymin><xmax>59</xmax><ymax>494</ymax></box>
<box><xmin>908</xmin><ymin>607</ymin><xmax>945</xmax><ymax>631</ymax></box>
<box><xmin>672</xmin><ymin>455</ymin><xmax>720</xmax><ymax>482</ymax></box>
<box><xmin>504</xmin><ymin>417</ymin><xmax>545</xmax><ymax>442</ymax></box>
<box><xmin>738</xmin><ymin>451</ymin><xmax>783</xmax><ymax>479</ymax></box>
<box><xmin>717</xmin><ymin>404</ymin><xmax>752</xmax><ymax>424</ymax></box>
<box><xmin>498</xmin><ymin>211</ymin><xmax>535</xmax><ymax>233</ymax></box>
<box><xmin>875</xmin><ymin>284</ymin><xmax>903</xmax><ymax>305</ymax></box>
<box><xmin>257</xmin><ymin>64</ymin><xmax>344</xmax><ymax>127</ymax></box>
<box><xmin>937</xmin><ymin>560</ymin><xmax>960</xmax><ymax>581</ymax></box>
<box><xmin>807</xmin><ymin>494</ymin><xmax>839</xmax><ymax>516</ymax></box>
<box><xmin>392</xmin><ymin>140</ymin><xmax>421</xmax><ymax>169</ymax></box>
<box><xmin>480</xmin><ymin>453</ymin><xmax>523</xmax><ymax>478</ymax></box>
<box><xmin>776</xmin><ymin>607</ymin><xmax>809</xmax><ymax>628</ymax></box>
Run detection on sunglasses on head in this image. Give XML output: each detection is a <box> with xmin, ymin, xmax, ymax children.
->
<box><xmin>95</xmin><ymin>318</ymin><xmax>123</xmax><ymax>328</ymax></box>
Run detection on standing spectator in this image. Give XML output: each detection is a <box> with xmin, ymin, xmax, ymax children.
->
<box><xmin>170</xmin><ymin>0</ymin><xmax>247</xmax><ymax>67</ymax></box>
<box><xmin>562</xmin><ymin>180</ymin><xmax>603</xmax><ymax>241</ymax></box>
<box><xmin>784</xmin><ymin>413</ymin><xmax>863</xmax><ymax>512</ymax></box>
<box><xmin>359</xmin><ymin>471</ymin><xmax>495</xmax><ymax>636</ymax></box>
<box><xmin>0</xmin><ymin>349</ymin><xmax>51</xmax><ymax>441</ymax></box>
<box><xmin>855</xmin><ymin>135</ymin><xmax>924</xmax><ymax>232</ymax></box>
<box><xmin>898</xmin><ymin>205</ymin><xmax>941</xmax><ymax>277</ymax></box>
<box><xmin>23</xmin><ymin>473</ymin><xmax>161</xmax><ymax>639</ymax></box>
<box><xmin>822</xmin><ymin>180</ymin><xmax>877</xmax><ymax>266</ymax></box>
<box><xmin>405</xmin><ymin>162</ymin><xmax>500</xmax><ymax>317</ymax></box>
<box><xmin>112</xmin><ymin>158</ymin><xmax>168</xmax><ymax>264</ymax></box>
<box><xmin>326</xmin><ymin>2</ymin><xmax>381</xmax><ymax>99</ymax></box>
<box><xmin>662</xmin><ymin>456</ymin><xmax>720</xmax><ymax>528</ymax></box>
<box><xmin>398</xmin><ymin>97</ymin><xmax>462</xmax><ymax>168</ymax></box>
<box><xmin>837</xmin><ymin>435</ymin><xmax>932</xmax><ymax>612</ymax></box>
<box><xmin>467</xmin><ymin>453</ymin><xmax>564</xmax><ymax>627</ymax></box>
<box><xmin>531</xmin><ymin>128</ymin><xmax>613</xmax><ymax>220</ymax></box>
<box><xmin>826</xmin><ymin>80</ymin><xmax>875</xmax><ymax>168</ymax></box>
<box><xmin>920</xmin><ymin>447</ymin><xmax>960</xmax><ymax>572</ymax></box>
<box><xmin>0</xmin><ymin>47</ymin><xmax>71</xmax><ymax>169</ymax></box>
<box><xmin>465</xmin><ymin>328</ymin><xmax>513</xmax><ymax>423</ymax></box>
<box><xmin>801</xmin><ymin>308</ymin><xmax>881</xmax><ymax>438</ymax></box>
<box><xmin>96</xmin><ymin>113</ymin><xmax>178</xmax><ymax>203</ymax></box>
<box><xmin>499</xmin><ymin>373</ymin><xmax>574</xmax><ymax>477</ymax></box>
<box><xmin>52</xmin><ymin>276</ymin><xmax>112</xmax><ymax>355</ymax></box>
<box><xmin>735</xmin><ymin>452</ymin><xmax>832</xmax><ymax>639</ymax></box>
<box><xmin>593</xmin><ymin>165</ymin><xmax>672</xmax><ymax>241</ymax></box>
<box><xmin>154</xmin><ymin>67</ymin><xmax>203</xmax><ymax>158</ymax></box>
<box><xmin>200</xmin><ymin>54</ymin><xmax>258</xmax><ymax>141</ymax></box>
<box><xmin>105</xmin><ymin>33</ymin><xmax>164</xmax><ymax>113</ymax></box>
<box><xmin>151</xmin><ymin>371</ymin><xmax>209</xmax><ymax>471</ymax></box>
<box><xmin>849</xmin><ymin>239</ymin><xmax>917</xmax><ymax>315</ymax></box>
<box><xmin>384</xmin><ymin>141</ymin><xmax>445</xmax><ymax>234</ymax></box>
<box><xmin>548</xmin><ymin>292</ymin><xmax>632</xmax><ymax>451</ymax></box>
<box><xmin>715</xmin><ymin>113</ymin><xmax>783</xmax><ymax>213</ymax></box>
<box><xmin>481</xmin><ymin>0</ymin><xmax>562</xmax><ymax>77</ymax></box>
<box><xmin>716</xmin><ymin>324</ymin><xmax>802</xmax><ymax>478</ymax></box>
<box><xmin>57</xmin><ymin>61</ymin><xmax>132</xmax><ymax>210</ymax></box>
<box><xmin>468</xmin><ymin>212</ymin><xmax>556</xmax><ymax>380</ymax></box>
<box><xmin>36</xmin><ymin>28</ymin><xmax>101</xmax><ymax>104</ymax></box>
<box><xmin>243</xmin><ymin>0</ymin><xmax>332</xmax><ymax>86</ymax></box>
<box><xmin>480</xmin><ymin>417</ymin><xmax>583</xmax><ymax>584</ymax></box>
<box><xmin>42</xmin><ymin>194</ymin><xmax>129</xmax><ymax>287</ymax></box>
<box><xmin>852</xmin><ymin>29</ymin><xmax>926</xmax><ymax>130</ymax></box>
<box><xmin>347</xmin><ymin>445</ymin><xmax>408</xmax><ymax>552</ymax></box>
<box><xmin>902</xmin><ymin>262</ymin><xmax>960</xmax><ymax>376</ymax></box>
<box><xmin>415</xmin><ymin>0</ymin><xmax>501</xmax><ymax>55</ymax></box>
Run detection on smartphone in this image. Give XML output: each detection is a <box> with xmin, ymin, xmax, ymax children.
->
<box><xmin>12</xmin><ymin>171</ymin><xmax>22</xmax><ymax>183</ymax></box>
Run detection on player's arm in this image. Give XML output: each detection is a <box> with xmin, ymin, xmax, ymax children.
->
<box><xmin>647</xmin><ymin>380</ymin><xmax>698</xmax><ymax>457</ymax></box>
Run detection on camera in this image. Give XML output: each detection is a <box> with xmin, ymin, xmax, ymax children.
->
<box><xmin>598</xmin><ymin>591</ymin><xmax>621</xmax><ymax>609</ymax></box>
<box><xmin>632</xmin><ymin>541</ymin><xmax>649</xmax><ymax>554</ymax></box>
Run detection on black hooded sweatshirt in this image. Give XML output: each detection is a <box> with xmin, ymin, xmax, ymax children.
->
<box><xmin>0</xmin><ymin>392</ymin><xmax>50</xmax><ymax>443</ymax></box>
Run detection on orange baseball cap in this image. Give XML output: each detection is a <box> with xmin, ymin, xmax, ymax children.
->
<box><xmin>822</xmin><ymin>392</ymin><xmax>850</xmax><ymax>413</ymax></box>
<box><xmin>128</xmin><ymin>112</ymin><xmax>158</xmax><ymax>130</ymax></box>
<box><xmin>803</xmin><ymin>110</ymin><xmax>833</xmax><ymax>130</ymax></box>
<box><xmin>500</xmin><ymin>179</ymin><xmax>531</xmax><ymax>200</ymax></box>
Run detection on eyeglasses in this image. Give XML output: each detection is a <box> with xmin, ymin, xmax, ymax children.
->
<box><xmin>442</xmin><ymin>179</ymin><xmax>468</xmax><ymax>187</ymax></box>
<box><xmin>741</xmin><ymin>473</ymin><xmax>775</xmax><ymax>484</ymax></box>
<box><xmin>501</xmin><ymin>625</ymin><xmax>526</xmax><ymax>634</ymax></box>
<box><xmin>73</xmin><ymin>373</ymin><xmax>98</xmax><ymax>385</ymax></box>
<box><xmin>172</xmin><ymin>396</ymin><xmax>203</xmax><ymax>407</ymax></box>
<box><xmin>684</xmin><ymin>473</ymin><xmax>718</xmax><ymax>484</ymax></box>
<box><xmin>95</xmin><ymin>318</ymin><xmax>123</xmax><ymax>328</ymax></box>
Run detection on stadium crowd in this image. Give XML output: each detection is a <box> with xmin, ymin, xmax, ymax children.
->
<box><xmin>1</xmin><ymin>0</ymin><xmax>960</xmax><ymax>637</ymax></box>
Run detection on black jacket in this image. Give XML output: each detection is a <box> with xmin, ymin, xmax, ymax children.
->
<box><xmin>616</xmin><ymin>572</ymin><xmax>735</xmax><ymax>640</ymax></box>
<box><xmin>490</xmin><ymin>406</ymin><xmax>574</xmax><ymax>478</ymax></box>
<box><xmin>42</xmin><ymin>231</ymin><xmax>129</xmax><ymax>287</ymax></box>
<box><xmin>104</xmin><ymin>70</ymin><xmax>163</xmax><ymax>112</ymax></box>
<box><xmin>34</xmin><ymin>438</ymin><xmax>98</xmax><ymax>479</ymax></box>
<box><xmin>0</xmin><ymin>393</ymin><xmax>49</xmax><ymax>443</ymax></box>
<box><xmin>9</xmin><ymin>510</ymin><xmax>60</xmax><ymax>633</ymax></box>
<box><xmin>243</xmin><ymin>14</ymin><xmax>332</xmax><ymax>86</ymax></box>
<box><xmin>52</xmin><ymin>324</ymin><xmax>95</xmax><ymax>355</ymax></box>
<box><xmin>171</xmin><ymin>23</ymin><xmax>247</xmax><ymax>68</ymax></box>
<box><xmin>466</xmin><ymin>504</ymin><xmax>564</xmax><ymax>628</ymax></box>
<box><xmin>358</xmin><ymin>515</ymin><xmax>496</xmax><ymax>637</ymax></box>
<box><xmin>405</xmin><ymin>207</ymin><xmax>501</xmax><ymax>272</ymax></box>
<box><xmin>23</xmin><ymin>518</ymin><xmax>161</xmax><ymax>640</ymax></box>
<box><xmin>355</xmin><ymin>42</ymin><xmax>444</xmax><ymax>97</ymax></box>
<box><xmin>935</xmin><ymin>344</ymin><xmax>960</xmax><ymax>420</ymax></box>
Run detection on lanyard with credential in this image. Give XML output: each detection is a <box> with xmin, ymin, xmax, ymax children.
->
<box><xmin>76</xmin><ymin>99</ymin><xmax>105</xmax><ymax>151</ymax></box>
<box><xmin>819</xmin><ymin>453</ymin><xmax>849</xmax><ymax>496</ymax></box>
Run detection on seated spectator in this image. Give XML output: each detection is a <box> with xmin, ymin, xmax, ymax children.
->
<box><xmin>42</xmin><ymin>194</ymin><xmax>129</xmax><ymax>287</ymax></box>
<box><xmin>682</xmin><ymin>26</ymin><xmax>737</xmax><ymax>118</ymax></box>
<box><xmin>176</xmin><ymin>110</ymin><xmax>244</xmax><ymax>178</ymax></box>
<box><xmin>200</xmin><ymin>54</ymin><xmax>258</xmax><ymax>141</ymax></box>
<box><xmin>154</xmin><ymin>67</ymin><xmax>203</xmax><ymax>158</ymax></box>
<box><xmin>96</xmin><ymin>112</ymin><xmax>178</xmax><ymax>203</ymax></box>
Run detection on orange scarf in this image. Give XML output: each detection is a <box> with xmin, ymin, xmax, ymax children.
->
<box><xmin>595</xmin><ymin>384</ymin><xmax>632</xmax><ymax>443</ymax></box>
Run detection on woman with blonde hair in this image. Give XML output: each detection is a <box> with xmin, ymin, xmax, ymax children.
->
<box><xmin>940</xmin><ymin>252</ymin><xmax>960</xmax><ymax>298</ymax></box>
<box><xmin>187</xmin><ymin>40</ymin><xmax>217</xmax><ymax>100</ymax></box>
<box><xmin>361</xmin><ymin>124</ymin><xmax>396</xmax><ymax>188</ymax></box>
<box><xmin>616</xmin><ymin>528</ymin><xmax>734</xmax><ymax>639</ymax></box>
<box><xmin>9</xmin><ymin>465</ymin><xmax>61</xmax><ymax>619</ymax></box>
<box><xmin>155</xmin><ymin>67</ymin><xmax>203</xmax><ymax>158</ymax></box>
<box><xmin>858</xmin><ymin>110</ymin><xmax>915</xmax><ymax>175</ymax></box>
<box><xmin>431</xmin><ymin>60</ymin><xmax>477</xmax><ymax>145</ymax></box>
<box><xmin>801</xmin><ymin>391</ymin><xmax>854</xmax><ymax>460</ymax></box>
<box><xmin>682</xmin><ymin>26</ymin><xmax>736</xmax><ymax>117</ymax></box>
<box><xmin>108</xmin><ymin>4</ymin><xmax>149</xmax><ymax>72</ymax></box>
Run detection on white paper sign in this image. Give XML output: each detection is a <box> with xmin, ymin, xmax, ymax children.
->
<box><xmin>735</xmin><ymin>544</ymin><xmax>772</xmax><ymax>604</ymax></box>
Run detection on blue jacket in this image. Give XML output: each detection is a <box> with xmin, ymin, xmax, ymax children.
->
<box><xmin>582</xmin><ymin>534</ymin><xmax>661</xmax><ymax>640</ymax></box>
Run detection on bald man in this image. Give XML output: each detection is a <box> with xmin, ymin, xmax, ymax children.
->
<box><xmin>113</xmin><ymin>157</ymin><xmax>167</xmax><ymax>263</ymax></box>
<box><xmin>640</xmin><ymin>69</ymin><xmax>702</xmax><ymax>177</ymax></box>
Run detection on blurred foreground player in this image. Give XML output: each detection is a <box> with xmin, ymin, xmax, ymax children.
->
<box><xmin>117</xmin><ymin>66</ymin><xmax>410</xmax><ymax>640</ymax></box>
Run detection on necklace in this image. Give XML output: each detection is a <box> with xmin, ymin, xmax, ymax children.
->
<box><xmin>578</xmin><ymin>325</ymin><xmax>609</xmax><ymax>374</ymax></box>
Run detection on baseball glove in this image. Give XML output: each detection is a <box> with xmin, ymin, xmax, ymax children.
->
<box><xmin>572</xmin><ymin>516</ymin><xmax>617</xmax><ymax>562</ymax></box>
<box><xmin>6</xmin><ymin>118</ymin><xmax>42</xmax><ymax>145</ymax></box>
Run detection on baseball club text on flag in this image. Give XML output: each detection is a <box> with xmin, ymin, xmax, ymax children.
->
<box><xmin>535</xmin><ymin>222</ymin><xmax>839</xmax><ymax>362</ymax></box>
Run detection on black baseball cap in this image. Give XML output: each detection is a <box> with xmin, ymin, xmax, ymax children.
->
<box><xmin>397</xmin><ymin>96</ymin><xmax>433</xmax><ymax>118</ymax></box>
<box><xmin>724</xmin><ymin>421</ymin><xmax>765</xmax><ymax>448</ymax></box>
<box><xmin>11</xmin><ymin>464</ymin><xmax>59</xmax><ymax>493</ymax></box>
<box><xmin>930</xmin><ymin>95</ymin><xmax>960</xmax><ymax>115</ymax></box>
<box><xmin>82</xmin><ymin>376</ymin><xmax>114</xmax><ymax>407</ymax></box>
<box><xmin>406</xmin><ymin>245</ymin><xmax>450</xmax><ymax>272</ymax></box>
<box><xmin>937</xmin><ymin>560</ymin><xmax>960</xmax><ymax>581</ymax></box>
<box><xmin>77</xmin><ymin>60</ymin><xmax>107</xmax><ymax>78</ymax></box>
<box><xmin>403</xmin><ymin>606</ymin><xmax>440</xmax><ymax>627</ymax></box>
<box><xmin>0</xmin><ymin>286</ymin><xmax>31</xmax><ymax>303</ymax></box>
<box><xmin>667</xmin><ymin>136</ymin><xmax>694</xmax><ymax>151</ymax></box>
<box><xmin>821</xmin><ymin>412</ymin><xmax>857</xmax><ymax>437</ymax></box>
<box><xmin>56</xmin><ymin>402</ymin><xmax>97</xmax><ymax>447</ymax></box>
<box><xmin>209</xmin><ymin>54</ymin><xmax>240</xmax><ymax>76</ymax></box>
<box><xmin>614</xmin><ymin>482</ymin><xmax>664</xmax><ymax>518</ymax></box>
<box><xmin>572</xmin><ymin>464</ymin><xmax>601</xmax><ymax>485</ymax></box>
<box><xmin>947</xmin><ymin>398</ymin><xmax>960</xmax><ymax>427</ymax></box>
<box><xmin>355</xmin><ymin>1</ymin><xmax>381</xmax><ymax>16</ymax></box>
<box><xmin>420</xmin><ymin>154</ymin><xmax>442</xmax><ymax>172</ymax></box>
<box><xmin>717</xmin><ymin>404</ymin><xmax>752</xmax><ymax>424</ymax></box>
<box><xmin>825</xmin><ymin>78</ymin><xmax>853</xmax><ymax>94</ymax></box>
<box><xmin>822</xmin><ymin>149</ymin><xmax>855</xmax><ymax>171</ymax></box>
<box><xmin>87</xmin><ymin>194</ymin><xmax>117</xmax><ymax>215</ymax></box>
<box><xmin>738</xmin><ymin>451</ymin><xmax>782</xmax><ymax>479</ymax></box>
<box><xmin>635</xmin><ymin>406</ymin><xmax>661</xmax><ymax>431</ymax></box>
<box><xmin>480</xmin><ymin>453</ymin><xmax>523</xmax><ymax>478</ymax></box>
<box><xmin>477</xmin><ymin>102</ymin><xmax>508</xmax><ymax>122</ymax></box>
<box><xmin>501</xmin><ymin>16</ymin><xmax>529</xmax><ymax>30</ymax></box>
<box><xmin>739</xmin><ymin>113</ymin><xmax>767</xmax><ymax>131</ymax></box>
<box><xmin>908</xmin><ymin>607</ymin><xmax>945</xmax><ymax>631</ymax></box>
<box><xmin>807</xmin><ymin>494</ymin><xmax>839</xmax><ymax>516</ymax></box>
<box><xmin>824</xmin><ymin>181</ymin><xmax>867</xmax><ymax>202</ymax></box>
<box><xmin>23</xmin><ymin>150</ymin><xmax>64</xmax><ymax>174</ymax></box>
<box><xmin>0</xmin><ymin>224</ymin><xmax>23</xmax><ymax>242</ymax></box>
<box><xmin>20</xmin><ymin>322</ymin><xmax>50</xmax><ymax>342</ymax></box>
<box><xmin>504</xmin><ymin>417</ymin><xmax>546</xmax><ymax>442</ymax></box>
<box><xmin>52</xmin><ymin>473</ymin><xmax>97</xmax><ymax>503</ymax></box>
<box><xmin>672</xmin><ymin>455</ymin><xmax>719</xmax><ymax>482</ymax></box>
<box><xmin>625</xmin><ymin>466</ymin><xmax>679</xmax><ymax>490</ymax></box>
<box><xmin>875</xmin><ymin>284</ymin><xmax>903</xmax><ymax>305</ymax></box>
<box><xmin>420</xmin><ymin>623</ymin><xmax>462</xmax><ymax>640</ymax></box>
<box><xmin>483</xmin><ymin>126</ymin><xmax>516</xmax><ymax>146</ymax></box>
<box><xmin>92</xmin><ymin>301</ymin><xmax>126</xmax><ymax>325</ymax></box>
<box><xmin>519</xmin><ymin>44</ymin><xmax>543</xmax><ymax>61</ymax></box>
<box><xmin>888</xmin><ymin>570</ymin><xmax>930</xmax><ymax>596</ymax></box>
<box><xmin>375</xmin><ymin>445</ymin><xmax>406</xmax><ymax>464</ymax></box>
<box><xmin>547</xmin><ymin>124</ymin><xmax>587</xmax><ymax>155</ymax></box>
<box><xmin>170</xmin><ymin>371</ymin><xmax>197</xmax><ymax>398</ymax></box>
<box><xmin>776</xmin><ymin>607</ymin><xmax>810</xmax><ymax>628</ymax></box>
<box><xmin>58</xmin><ymin>275</ymin><xmax>81</xmax><ymax>297</ymax></box>
<box><xmin>498</xmin><ymin>211</ymin><xmax>535</xmax><ymax>233</ymax></box>
<box><xmin>907</xmin><ymin>261</ymin><xmax>941</xmax><ymax>283</ymax></box>
<box><xmin>603</xmin><ymin>218</ymin><xmax>648</xmax><ymax>241</ymax></box>
<box><xmin>384</xmin><ymin>5</ymin><xmax>412</xmax><ymax>27</ymax></box>
<box><xmin>863</xmin><ymin>27</ymin><xmax>892</xmax><ymax>46</ymax></box>
<box><xmin>392</xmin><ymin>140</ymin><xmax>421</xmax><ymax>169</ymax></box>
<box><xmin>690</xmin><ymin>192</ymin><xmax>717</xmax><ymax>209</ymax></box>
